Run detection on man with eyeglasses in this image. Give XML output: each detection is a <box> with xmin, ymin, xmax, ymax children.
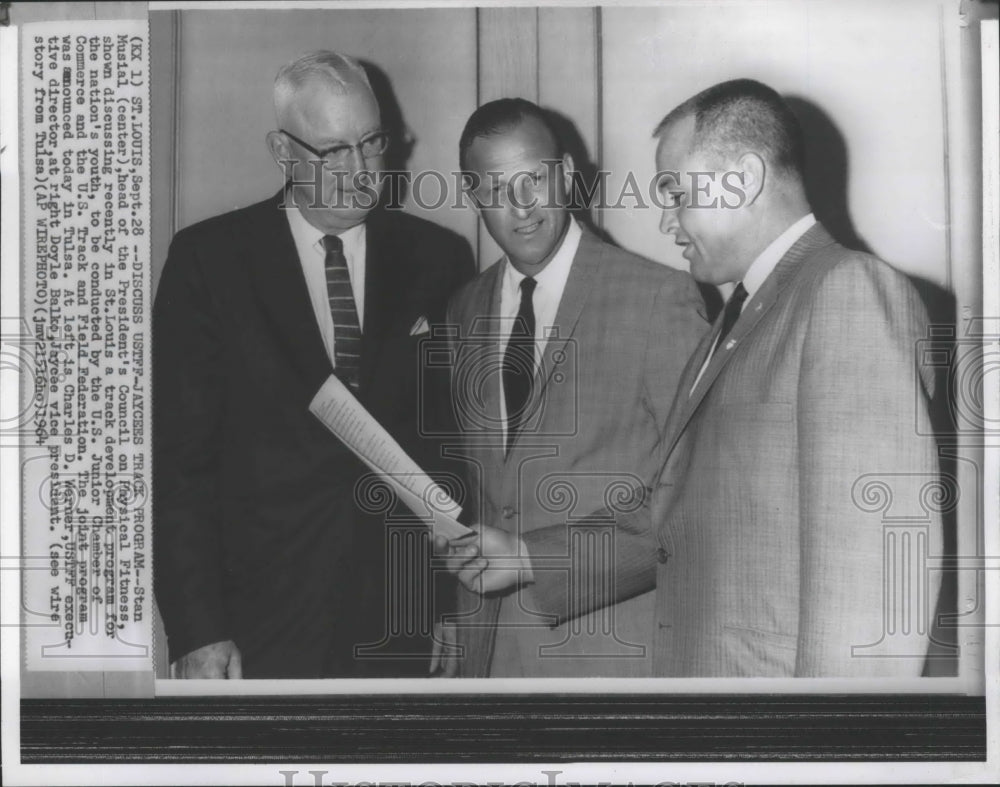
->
<box><xmin>153</xmin><ymin>51</ymin><xmax>473</xmax><ymax>678</ymax></box>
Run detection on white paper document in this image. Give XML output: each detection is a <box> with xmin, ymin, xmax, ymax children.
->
<box><xmin>309</xmin><ymin>374</ymin><xmax>471</xmax><ymax>540</ymax></box>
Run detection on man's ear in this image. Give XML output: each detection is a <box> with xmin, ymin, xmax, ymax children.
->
<box><xmin>736</xmin><ymin>152</ymin><xmax>766</xmax><ymax>206</ymax></box>
<box><xmin>561</xmin><ymin>152</ymin><xmax>576</xmax><ymax>193</ymax></box>
<box><xmin>265</xmin><ymin>130</ymin><xmax>292</xmax><ymax>169</ymax></box>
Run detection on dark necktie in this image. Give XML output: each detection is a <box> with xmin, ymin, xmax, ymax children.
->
<box><xmin>322</xmin><ymin>234</ymin><xmax>362</xmax><ymax>390</ymax></box>
<box><xmin>716</xmin><ymin>282</ymin><xmax>749</xmax><ymax>348</ymax></box>
<box><xmin>502</xmin><ymin>277</ymin><xmax>537</xmax><ymax>454</ymax></box>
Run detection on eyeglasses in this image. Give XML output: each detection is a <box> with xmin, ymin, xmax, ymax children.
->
<box><xmin>281</xmin><ymin>128</ymin><xmax>389</xmax><ymax>167</ymax></box>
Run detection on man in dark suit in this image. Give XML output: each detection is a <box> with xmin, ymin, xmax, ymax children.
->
<box><xmin>153</xmin><ymin>50</ymin><xmax>473</xmax><ymax>678</ymax></box>
<box><xmin>450</xmin><ymin>80</ymin><xmax>943</xmax><ymax>677</ymax></box>
<box><xmin>437</xmin><ymin>99</ymin><xmax>707</xmax><ymax>677</ymax></box>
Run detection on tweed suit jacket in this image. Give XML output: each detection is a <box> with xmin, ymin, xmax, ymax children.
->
<box><xmin>445</xmin><ymin>227</ymin><xmax>708</xmax><ymax>677</ymax></box>
<box><xmin>524</xmin><ymin>224</ymin><xmax>943</xmax><ymax>677</ymax></box>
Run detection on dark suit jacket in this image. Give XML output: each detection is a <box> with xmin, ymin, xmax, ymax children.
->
<box><xmin>525</xmin><ymin>224</ymin><xmax>943</xmax><ymax>676</ymax></box>
<box><xmin>446</xmin><ymin>227</ymin><xmax>708</xmax><ymax>677</ymax></box>
<box><xmin>153</xmin><ymin>192</ymin><xmax>473</xmax><ymax>678</ymax></box>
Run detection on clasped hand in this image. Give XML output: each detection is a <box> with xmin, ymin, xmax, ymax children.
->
<box><xmin>433</xmin><ymin>524</ymin><xmax>533</xmax><ymax>595</ymax></box>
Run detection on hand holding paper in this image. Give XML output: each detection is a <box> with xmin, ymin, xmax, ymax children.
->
<box><xmin>309</xmin><ymin>374</ymin><xmax>471</xmax><ymax>540</ymax></box>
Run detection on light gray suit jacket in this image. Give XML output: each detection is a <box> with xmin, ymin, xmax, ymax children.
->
<box><xmin>525</xmin><ymin>224</ymin><xmax>944</xmax><ymax>677</ymax></box>
<box><xmin>445</xmin><ymin>227</ymin><xmax>708</xmax><ymax>677</ymax></box>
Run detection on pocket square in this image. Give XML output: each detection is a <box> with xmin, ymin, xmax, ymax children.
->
<box><xmin>409</xmin><ymin>315</ymin><xmax>430</xmax><ymax>336</ymax></box>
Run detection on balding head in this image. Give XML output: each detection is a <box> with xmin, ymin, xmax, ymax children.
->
<box><xmin>653</xmin><ymin>79</ymin><xmax>811</xmax><ymax>285</ymax></box>
<box><xmin>266</xmin><ymin>50</ymin><xmax>385</xmax><ymax>234</ymax></box>
<box><xmin>654</xmin><ymin>78</ymin><xmax>805</xmax><ymax>183</ymax></box>
<box><xmin>273</xmin><ymin>50</ymin><xmax>374</xmax><ymax>129</ymax></box>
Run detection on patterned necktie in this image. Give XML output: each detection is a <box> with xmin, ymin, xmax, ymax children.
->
<box><xmin>716</xmin><ymin>282</ymin><xmax>749</xmax><ymax>348</ymax></box>
<box><xmin>322</xmin><ymin>234</ymin><xmax>362</xmax><ymax>390</ymax></box>
<box><xmin>502</xmin><ymin>276</ymin><xmax>537</xmax><ymax>455</ymax></box>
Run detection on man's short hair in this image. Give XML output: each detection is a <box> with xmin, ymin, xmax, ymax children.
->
<box><xmin>458</xmin><ymin>98</ymin><xmax>564</xmax><ymax>171</ymax></box>
<box><xmin>273</xmin><ymin>50</ymin><xmax>373</xmax><ymax>127</ymax></box>
<box><xmin>654</xmin><ymin>78</ymin><xmax>805</xmax><ymax>180</ymax></box>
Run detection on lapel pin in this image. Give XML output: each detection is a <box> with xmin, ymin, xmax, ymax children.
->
<box><xmin>725</xmin><ymin>339</ymin><xmax>737</xmax><ymax>351</ymax></box>
<box><xmin>755</xmin><ymin>303</ymin><xmax>762</xmax><ymax>312</ymax></box>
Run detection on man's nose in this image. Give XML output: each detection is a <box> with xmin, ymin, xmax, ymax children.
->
<box><xmin>341</xmin><ymin>144</ymin><xmax>368</xmax><ymax>180</ymax></box>
<box><xmin>509</xmin><ymin>180</ymin><xmax>535</xmax><ymax>219</ymax></box>
<box><xmin>659</xmin><ymin>207</ymin><xmax>679</xmax><ymax>235</ymax></box>
<box><xmin>511</xmin><ymin>201</ymin><xmax>534</xmax><ymax>220</ymax></box>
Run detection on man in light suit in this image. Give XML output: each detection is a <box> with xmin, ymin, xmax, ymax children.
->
<box><xmin>438</xmin><ymin>99</ymin><xmax>707</xmax><ymax>678</ymax></box>
<box><xmin>154</xmin><ymin>51</ymin><xmax>473</xmax><ymax>678</ymax></box>
<box><xmin>450</xmin><ymin>80</ymin><xmax>943</xmax><ymax>677</ymax></box>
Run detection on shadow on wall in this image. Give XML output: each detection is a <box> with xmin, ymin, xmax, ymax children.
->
<box><xmin>544</xmin><ymin>108</ymin><xmax>615</xmax><ymax>243</ymax></box>
<box><xmin>786</xmin><ymin>96</ymin><xmax>872</xmax><ymax>255</ymax></box>
<box><xmin>787</xmin><ymin>94</ymin><xmax>957</xmax><ymax>326</ymax></box>
<box><xmin>362</xmin><ymin>60</ymin><xmax>415</xmax><ymax>208</ymax></box>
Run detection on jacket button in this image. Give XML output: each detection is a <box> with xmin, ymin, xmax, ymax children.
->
<box><xmin>501</xmin><ymin>506</ymin><xmax>516</xmax><ymax>519</ymax></box>
<box><xmin>656</xmin><ymin>547</ymin><xmax>670</xmax><ymax>564</ymax></box>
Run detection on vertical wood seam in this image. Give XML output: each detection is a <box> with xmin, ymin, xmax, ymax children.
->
<box><xmin>537</xmin><ymin>8</ymin><xmax>545</xmax><ymax>106</ymax></box>
<box><xmin>937</xmin><ymin>1</ymin><xmax>953</xmax><ymax>293</ymax></box>
<box><xmin>170</xmin><ymin>10</ymin><xmax>181</xmax><ymax>238</ymax></box>
<box><xmin>594</xmin><ymin>6</ymin><xmax>604</xmax><ymax>230</ymax></box>
<box><xmin>474</xmin><ymin>7</ymin><xmax>482</xmax><ymax>270</ymax></box>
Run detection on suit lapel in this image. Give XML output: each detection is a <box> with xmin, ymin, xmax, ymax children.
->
<box><xmin>535</xmin><ymin>228</ymin><xmax>600</xmax><ymax>390</ymax></box>
<box><xmin>476</xmin><ymin>262</ymin><xmax>507</xmax><ymax>474</ymax></box>
<box><xmin>683</xmin><ymin>273</ymin><xmax>782</xmax><ymax>411</ymax></box>
<box><xmin>661</xmin><ymin>223</ymin><xmax>837</xmax><ymax>462</ymax></box>
<box><xmin>244</xmin><ymin>191</ymin><xmax>332</xmax><ymax>395</ymax></box>
<box><xmin>505</xmin><ymin>228</ymin><xmax>599</xmax><ymax>460</ymax></box>
<box><xmin>660</xmin><ymin>324</ymin><xmax>720</xmax><ymax>442</ymax></box>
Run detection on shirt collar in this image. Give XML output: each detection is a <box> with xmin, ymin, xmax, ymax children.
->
<box><xmin>286</xmin><ymin>204</ymin><xmax>366</xmax><ymax>255</ymax></box>
<box><xmin>503</xmin><ymin>215</ymin><xmax>582</xmax><ymax>295</ymax></box>
<box><xmin>741</xmin><ymin>212</ymin><xmax>816</xmax><ymax>299</ymax></box>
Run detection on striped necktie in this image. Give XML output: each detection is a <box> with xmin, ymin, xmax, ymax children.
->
<box><xmin>322</xmin><ymin>234</ymin><xmax>362</xmax><ymax>390</ymax></box>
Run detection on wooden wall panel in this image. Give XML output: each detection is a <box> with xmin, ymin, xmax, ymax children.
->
<box><xmin>475</xmin><ymin>7</ymin><xmax>539</xmax><ymax>267</ymax></box>
<box><xmin>474</xmin><ymin>6</ymin><xmax>602</xmax><ymax>264</ymax></box>
<box><xmin>538</xmin><ymin>7</ymin><xmax>602</xmax><ymax>229</ymax></box>
<box><xmin>478</xmin><ymin>7</ymin><xmax>539</xmax><ymax>104</ymax></box>
<box><xmin>942</xmin><ymin>3</ymin><xmax>996</xmax><ymax>689</ymax></box>
<box><xmin>149</xmin><ymin>10</ymin><xmax>178</xmax><ymax>299</ymax></box>
<box><xmin>10</xmin><ymin>2</ymin><xmax>144</xmax><ymax>24</ymax></box>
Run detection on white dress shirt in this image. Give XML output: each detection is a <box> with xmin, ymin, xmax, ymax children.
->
<box><xmin>498</xmin><ymin>215</ymin><xmax>582</xmax><ymax>437</ymax></box>
<box><xmin>286</xmin><ymin>205</ymin><xmax>367</xmax><ymax>370</ymax></box>
<box><xmin>690</xmin><ymin>212</ymin><xmax>816</xmax><ymax>394</ymax></box>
